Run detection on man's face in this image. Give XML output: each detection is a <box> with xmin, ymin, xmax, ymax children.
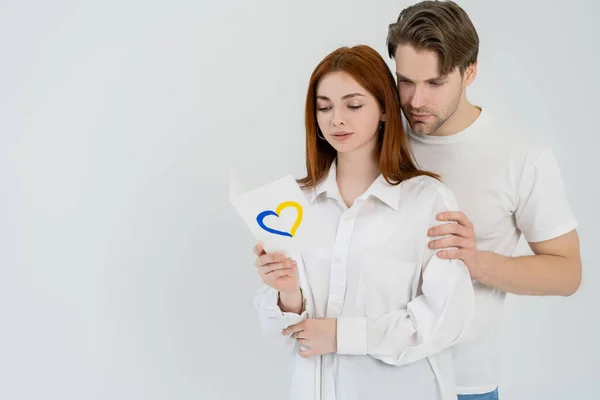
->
<box><xmin>394</xmin><ymin>44</ymin><xmax>466</xmax><ymax>135</ymax></box>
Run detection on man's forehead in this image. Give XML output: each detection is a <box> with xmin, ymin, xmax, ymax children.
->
<box><xmin>394</xmin><ymin>48</ymin><xmax>442</xmax><ymax>76</ymax></box>
<box><xmin>394</xmin><ymin>44</ymin><xmax>440</xmax><ymax>62</ymax></box>
<box><xmin>394</xmin><ymin>58</ymin><xmax>459</xmax><ymax>81</ymax></box>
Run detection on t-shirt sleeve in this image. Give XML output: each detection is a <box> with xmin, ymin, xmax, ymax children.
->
<box><xmin>515</xmin><ymin>147</ymin><xmax>578</xmax><ymax>243</ymax></box>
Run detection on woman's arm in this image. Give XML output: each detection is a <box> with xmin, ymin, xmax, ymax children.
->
<box><xmin>336</xmin><ymin>187</ymin><xmax>474</xmax><ymax>365</ymax></box>
<box><xmin>254</xmin><ymin>284</ymin><xmax>308</xmax><ymax>347</ymax></box>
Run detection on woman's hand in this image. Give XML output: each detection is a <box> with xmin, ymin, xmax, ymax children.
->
<box><xmin>282</xmin><ymin>318</ymin><xmax>338</xmax><ymax>358</ymax></box>
<box><xmin>253</xmin><ymin>243</ymin><xmax>302</xmax><ymax>313</ymax></box>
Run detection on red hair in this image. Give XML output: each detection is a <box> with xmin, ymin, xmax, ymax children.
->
<box><xmin>297</xmin><ymin>45</ymin><xmax>438</xmax><ymax>189</ymax></box>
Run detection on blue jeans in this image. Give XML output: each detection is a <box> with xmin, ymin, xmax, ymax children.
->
<box><xmin>458</xmin><ymin>388</ymin><xmax>499</xmax><ymax>400</ymax></box>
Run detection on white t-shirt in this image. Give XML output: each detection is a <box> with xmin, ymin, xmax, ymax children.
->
<box><xmin>406</xmin><ymin>108</ymin><xmax>578</xmax><ymax>394</ymax></box>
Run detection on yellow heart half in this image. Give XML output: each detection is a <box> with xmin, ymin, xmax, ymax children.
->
<box><xmin>275</xmin><ymin>201</ymin><xmax>303</xmax><ymax>237</ymax></box>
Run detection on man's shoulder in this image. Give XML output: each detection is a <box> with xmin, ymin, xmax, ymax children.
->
<box><xmin>479</xmin><ymin>111</ymin><xmax>550</xmax><ymax>166</ymax></box>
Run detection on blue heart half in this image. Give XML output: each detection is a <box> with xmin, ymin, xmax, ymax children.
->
<box><xmin>256</xmin><ymin>210</ymin><xmax>293</xmax><ymax>237</ymax></box>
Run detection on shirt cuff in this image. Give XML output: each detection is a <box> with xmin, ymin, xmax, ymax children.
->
<box><xmin>336</xmin><ymin>316</ymin><xmax>367</xmax><ymax>355</ymax></box>
<box><xmin>261</xmin><ymin>286</ymin><xmax>308</xmax><ymax>321</ymax></box>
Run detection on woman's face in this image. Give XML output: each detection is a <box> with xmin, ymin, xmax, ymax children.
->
<box><xmin>315</xmin><ymin>71</ymin><xmax>384</xmax><ymax>156</ymax></box>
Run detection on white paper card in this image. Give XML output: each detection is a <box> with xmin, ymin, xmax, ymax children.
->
<box><xmin>230</xmin><ymin>168</ymin><xmax>324</xmax><ymax>255</ymax></box>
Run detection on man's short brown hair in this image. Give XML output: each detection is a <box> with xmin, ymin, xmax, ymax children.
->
<box><xmin>387</xmin><ymin>1</ymin><xmax>479</xmax><ymax>76</ymax></box>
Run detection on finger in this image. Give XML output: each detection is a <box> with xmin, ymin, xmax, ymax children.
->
<box><xmin>259</xmin><ymin>260</ymin><xmax>296</xmax><ymax>275</ymax></box>
<box><xmin>429</xmin><ymin>236</ymin><xmax>469</xmax><ymax>250</ymax></box>
<box><xmin>436</xmin><ymin>249</ymin><xmax>468</xmax><ymax>260</ymax></box>
<box><xmin>255</xmin><ymin>252</ymin><xmax>286</xmax><ymax>268</ymax></box>
<box><xmin>291</xmin><ymin>331</ymin><xmax>306</xmax><ymax>340</ymax></box>
<box><xmin>260</xmin><ymin>266</ymin><xmax>293</xmax><ymax>278</ymax></box>
<box><xmin>428</xmin><ymin>223</ymin><xmax>471</xmax><ymax>238</ymax></box>
<box><xmin>437</xmin><ymin>211</ymin><xmax>473</xmax><ymax>228</ymax></box>
<box><xmin>253</xmin><ymin>243</ymin><xmax>266</xmax><ymax>257</ymax></box>
<box><xmin>298</xmin><ymin>348</ymin><xmax>314</xmax><ymax>358</ymax></box>
<box><xmin>269</xmin><ymin>269</ymin><xmax>295</xmax><ymax>279</ymax></box>
<box><xmin>282</xmin><ymin>322</ymin><xmax>305</xmax><ymax>336</ymax></box>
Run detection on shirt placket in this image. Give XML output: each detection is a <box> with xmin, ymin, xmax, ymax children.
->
<box><xmin>322</xmin><ymin>203</ymin><xmax>361</xmax><ymax>400</ymax></box>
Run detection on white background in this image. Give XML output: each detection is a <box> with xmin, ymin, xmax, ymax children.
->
<box><xmin>1</xmin><ymin>1</ymin><xmax>598</xmax><ymax>399</ymax></box>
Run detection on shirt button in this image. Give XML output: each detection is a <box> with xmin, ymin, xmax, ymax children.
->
<box><xmin>344</xmin><ymin>215</ymin><xmax>353</xmax><ymax>221</ymax></box>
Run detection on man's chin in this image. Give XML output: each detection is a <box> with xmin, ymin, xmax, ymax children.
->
<box><xmin>409</xmin><ymin>122</ymin><xmax>434</xmax><ymax>136</ymax></box>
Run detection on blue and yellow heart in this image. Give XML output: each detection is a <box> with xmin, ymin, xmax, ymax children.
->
<box><xmin>256</xmin><ymin>201</ymin><xmax>303</xmax><ymax>238</ymax></box>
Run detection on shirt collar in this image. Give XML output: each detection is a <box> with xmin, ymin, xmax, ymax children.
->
<box><xmin>365</xmin><ymin>174</ymin><xmax>401</xmax><ymax>211</ymax></box>
<box><xmin>308</xmin><ymin>160</ymin><xmax>401</xmax><ymax>211</ymax></box>
<box><xmin>308</xmin><ymin>161</ymin><xmax>340</xmax><ymax>204</ymax></box>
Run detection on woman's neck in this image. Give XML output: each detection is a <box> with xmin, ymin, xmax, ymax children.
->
<box><xmin>335</xmin><ymin>151</ymin><xmax>380</xmax><ymax>208</ymax></box>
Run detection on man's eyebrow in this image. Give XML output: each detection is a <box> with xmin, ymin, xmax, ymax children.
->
<box><xmin>396</xmin><ymin>73</ymin><xmax>447</xmax><ymax>82</ymax></box>
<box><xmin>396</xmin><ymin>73</ymin><xmax>413</xmax><ymax>82</ymax></box>
<box><xmin>427</xmin><ymin>76</ymin><xmax>447</xmax><ymax>82</ymax></box>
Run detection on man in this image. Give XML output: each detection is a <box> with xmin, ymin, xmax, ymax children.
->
<box><xmin>386</xmin><ymin>1</ymin><xmax>582</xmax><ymax>399</ymax></box>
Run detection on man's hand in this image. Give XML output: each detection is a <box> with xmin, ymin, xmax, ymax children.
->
<box><xmin>282</xmin><ymin>318</ymin><xmax>337</xmax><ymax>358</ymax></box>
<box><xmin>428</xmin><ymin>211</ymin><xmax>485</xmax><ymax>280</ymax></box>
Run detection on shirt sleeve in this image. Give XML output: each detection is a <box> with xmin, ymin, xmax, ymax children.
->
<box><xmin>515</xmin><ymin>147</ymin><xmax>578</xmax><ymax>243</ymax></box>
<box><xmin>253</xmin><ymin>284</ymin><xmax>308</xmax><ymax>347</ymax></box>
<box><xmin>336</xmin><ymin>185</ymin><xmax>475</xmax><ymax>366</ymax></box>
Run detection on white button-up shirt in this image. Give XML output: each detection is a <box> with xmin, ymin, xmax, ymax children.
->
<box><xmin>254</xmin><ymin>162</ymin><xmax>474</xmax><ymax>400</ymax></box>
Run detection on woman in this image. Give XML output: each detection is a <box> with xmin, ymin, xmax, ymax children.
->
<box><xmin>252</xmin><ymin>45</ymin><xmax>474</xmax><ymax>400</ymax></box>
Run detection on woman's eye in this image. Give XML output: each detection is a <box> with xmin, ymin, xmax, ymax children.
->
<box><xmin>348</xmin><ymin>105</ymin><xmax>363</xmax><ymax>110</ymax></box>
<box><xmin>317</xmin><ymin>106</ymin><xmax>331</xmax><ymax>112</ymax></box>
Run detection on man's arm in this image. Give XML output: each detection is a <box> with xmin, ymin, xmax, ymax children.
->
<box><xmin>429</xmin><ymin>212</ymin><xmax>582</xmax><ymax>296</ymax></box>
<box><xmin>475</xmin><ymin>230</ymin><xmax>581</xmax><ymax>296</ymax></box>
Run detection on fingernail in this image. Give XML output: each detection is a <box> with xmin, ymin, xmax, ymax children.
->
<box><xmin>429</xmin><ymin>242</ymin><xmax>434</xmax><ymax>248</ymax></box>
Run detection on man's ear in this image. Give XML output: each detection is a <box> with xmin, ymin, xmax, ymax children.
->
<box><xmin>463</xmin><ymin>61</ymin><xmax>478</xmax><ymax>87</ymax></box>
